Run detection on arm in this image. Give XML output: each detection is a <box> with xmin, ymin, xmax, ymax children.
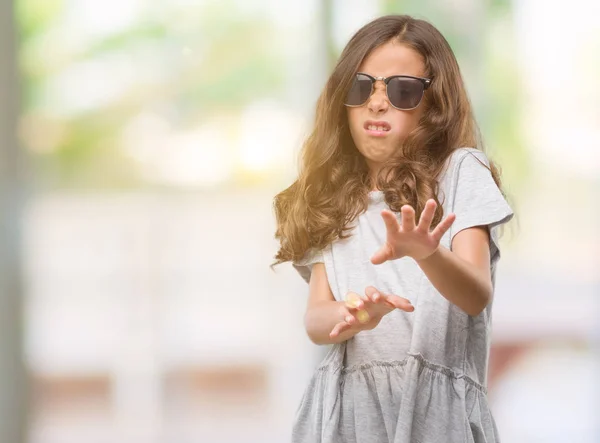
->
<box><xmin>304</xmin><ymin>264</ymin><xmax>415</xmax><ymax>344</ymax></box>
<box><xmin>370</xmin><ymin>200</ymin><xmax>494</xmax><ymax>317</ymax></box>
<box><xmin>416</xmin><ymin>226</ymin><xmax>492</xmax><ymax>316</ymax></box>
<box><xmin>370</xmin><ymin>152</ymin><xmax>512</xmax><ymax>316</ymax></box>
<box><xmin>304</xmin><ymin>263</ymin><xmax>361</xmax><ymax>345</ymax></box>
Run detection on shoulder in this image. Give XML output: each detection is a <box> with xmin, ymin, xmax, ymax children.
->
<box><xmin>439</xmin><ymin>147</ymin><xmax>494</xmax><ymax>186</ymax></box>
<box><xmin>446</xmin><ymin>147</ymin><xmax>490</xmax><ymax>171</ymax></box>
<box><xmin>438</xmin><ymin>147</ymin><xmax>480</xmax><ymax>183</ymax></box>
<box><xmin>437</xmin><ymin>148</ymin><xmax>497</xmax><ymax>208</ymax></box>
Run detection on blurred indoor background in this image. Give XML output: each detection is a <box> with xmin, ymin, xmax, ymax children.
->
<box><xmin>0</xmin><ymin>0</ymin><xmax>599</xmax><ymax>442</ymax></box>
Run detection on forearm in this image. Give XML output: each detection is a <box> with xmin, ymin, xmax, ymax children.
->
<box><xmin>416</xmin><ymin>246</ymin><xmax>492</xmax><ymax>316</ymax></box>
<box><xmin>304</xmin><ymin>300</ymin><xmax>361</xmax><ymax>345</ymax></box>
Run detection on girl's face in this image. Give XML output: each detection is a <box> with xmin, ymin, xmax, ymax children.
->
<box><xmin>346</xmin><ymin>40</ymin><xmax>427</xmax><ymax>179</ymax></box>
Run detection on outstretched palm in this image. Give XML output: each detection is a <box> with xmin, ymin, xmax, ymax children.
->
<box><xmin>371</xmin><ymin>199</ymin><xmax>456</xmax><ymax>264</ymax></box>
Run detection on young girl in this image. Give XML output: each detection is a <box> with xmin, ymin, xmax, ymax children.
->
<box><xmin>273</xmin><ymin>15</ymin><xmax>513</xmax><ymax>443</ymax></box>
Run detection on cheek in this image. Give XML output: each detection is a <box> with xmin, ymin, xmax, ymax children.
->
<box><xmin>346</xmin><ymin>108</ymin><xmax>363</xmax><ymax>141</ymax></box>
<box><xmin>347</xmin><ymin>108</ymin><xmax>361</xmax><ymax>130</ymax></box>
<box><xmin>392</xmin><ymin>110</ymin><xmax>422</xmax><ymax>138</ymax></box>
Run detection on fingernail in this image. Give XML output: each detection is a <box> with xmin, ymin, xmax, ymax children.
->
<box><xmin>346</xmin><ymin>316</ymin><xmax>353</xmax><ymax>323</ymax></box>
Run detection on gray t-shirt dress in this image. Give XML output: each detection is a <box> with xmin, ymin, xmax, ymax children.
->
<box><xmin>292</xmin><ymin>148</ymin><xmax>514</xmax><ymax>443</ymax></box>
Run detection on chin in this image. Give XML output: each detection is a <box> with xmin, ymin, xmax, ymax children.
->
<box><xmin>361</xmin><ymin>148</ymin><xmax>395</xmax><ymax>164</ymax></box>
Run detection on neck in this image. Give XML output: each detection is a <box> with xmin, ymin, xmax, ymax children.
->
<box><xmin>368</xmin><ymin>166</ymin><xmax>382</xmax><ymax>192</ymax></box>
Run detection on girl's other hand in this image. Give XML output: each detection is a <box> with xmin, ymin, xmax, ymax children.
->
<box><xmin>329</xmin><ymin>286</ymin><xmax>414</xmax><ymax>338</ymax></box>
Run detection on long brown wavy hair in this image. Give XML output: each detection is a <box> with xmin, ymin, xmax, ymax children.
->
<box><xmin>272</xmin><ymin>15</ymin><xmax>503</xmax><ymax>266</ymax></box>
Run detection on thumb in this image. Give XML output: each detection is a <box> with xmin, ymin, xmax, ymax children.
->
<box><xmin>371</xmin><ymin>243</ymin><xmax>392</xmax><ymax>265</ymax></box>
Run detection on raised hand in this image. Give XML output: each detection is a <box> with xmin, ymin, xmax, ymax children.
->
<box><xmin>329</xmin><ymin>286</ymin><xmax>414</xmax><ymax>338</ymax></box>
<box><xmin>371</xmin><ymin>199</ymin><xmax>455</xmax><ymax>264</ymax></box>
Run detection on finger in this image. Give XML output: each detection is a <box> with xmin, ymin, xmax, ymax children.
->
<box><xmin>431</xmin><ymin>213</ymin><xmax>456</xmax><ymax>243</ymax></box>
<box><xmin>381</xmin><ymin>210</ymin><xmax>401</xmax><ymax>234</ymax></box>
<box><xmin>400</xmin><ymin>205</ymin><xmax>416</xmax><ymax>231</ymax></box>
<box><xmin>385</xmin><ymin>294</ymin><xmax>415</xmax><ymax>312</ymax></box>
<box><xmin>417</xmin><ymin>199</ymin><xmax>436</xmax><ymax>233</ymax></box>
<box><xmin>344</xmin><ymin>314</ymin><xmax>357</xmax><ymax>326</ymax></box>
<box><xmin>370</xmin><ymin>243</ymin><xmax>393</xmax><ymax>265</ymax></box>
<box><xmin>364</xmin><ymin>286</ymin><xmax>384</xmax><ymax>304</ymax></box>
<box><xmin>345</xmin><ymin>291</ymin><xmax>365</xmax><ymax>310</ymax></box>
<box><xmin>330</xmin><ymin>320</ymin><xmax>352</xmax><ymax>338</ymax></box>
<box><xmin>364</xmin><ymin>286</ymin><xmax>377</xmax><ymax>301</ymax></box>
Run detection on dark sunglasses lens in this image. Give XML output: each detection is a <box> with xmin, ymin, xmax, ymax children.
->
<box><xmin>345</xmin><ymin>74</ymin><xmax>372</xmax><ymax>106</ymax></box>
<box><xmin>387</xmin><ymin>77</ymin><xmax>425</xmax><ymax>109</ymax></box>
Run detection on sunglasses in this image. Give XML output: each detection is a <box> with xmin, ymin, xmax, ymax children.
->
<box><xmin>344</xmin><ymin>72</ymin><xmax>432</xmax><ymax>110</ymax></box>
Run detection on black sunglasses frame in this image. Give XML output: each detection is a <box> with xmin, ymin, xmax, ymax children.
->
<box><xmin>344</xmin><ymin>72</ymin><xmax>433</xmax><ymax>110</ymax></box>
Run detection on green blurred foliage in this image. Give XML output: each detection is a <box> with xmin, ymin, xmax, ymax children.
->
<box><xmin>17</xmin><ymin>0</ymin><xmax>284</xmax><ymax>189</ymax></box>
<box><xmin>16</xmin><ymin>0</ymin><xmax>64</xmax><ymax>39</ymax></box>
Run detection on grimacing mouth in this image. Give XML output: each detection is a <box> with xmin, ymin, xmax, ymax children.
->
<box><xmin>364</xmin><ymin>120</ymin><xmax>391</xmax><ymax>131</ymax></box>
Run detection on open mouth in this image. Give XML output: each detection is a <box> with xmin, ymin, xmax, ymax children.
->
<box><xmin>364</xmin><ymin>120</ymin><xmax>391</xmax><ymax>135</ymax></box>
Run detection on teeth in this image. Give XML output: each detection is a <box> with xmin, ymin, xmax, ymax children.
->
<box><xmin>367</xmin><ymin>125</ymin><xmax>388</xmax><ymax>131</ymax></box>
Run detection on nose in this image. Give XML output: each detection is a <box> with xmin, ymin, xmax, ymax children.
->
<box><xmin>367</xmin><ymin>81</ymin><xmax>389</xmax><ymax>114</ymax></box>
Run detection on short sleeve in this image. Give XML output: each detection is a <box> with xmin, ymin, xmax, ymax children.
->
<box><xmin>449</xmin><ymin>149</ymin><xmax>514</xmax><ymax>264</ymax></box>
<box><xmin>292</xmin><ymin>247</ymin><xmax>325</xmax><ymax>284</ymax></box>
